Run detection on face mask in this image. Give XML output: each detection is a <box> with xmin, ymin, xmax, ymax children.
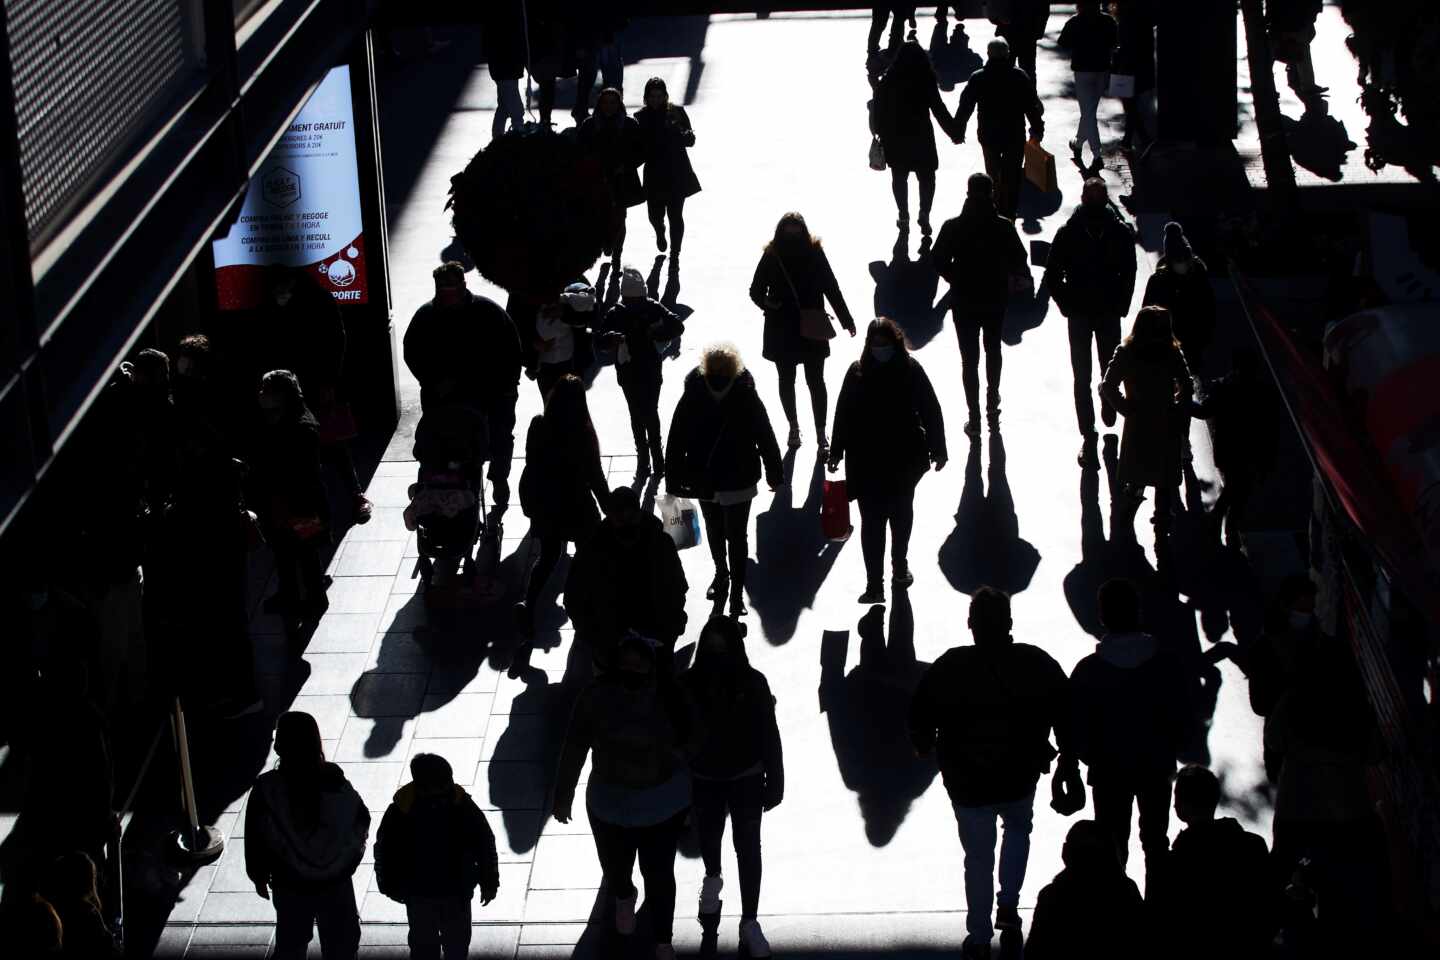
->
<box><xmin>869</xmin><ymin>344</ymin><xmax>896</xmax><ymax>363</ymax></box>
<box><xmin>705</xmin><ymin>375</ymin><xmax>734</xmax><ymax>400</ymax></box>
<box><xmin>1288</xmin><ymin>611</ymin><xmax>1314</xmax><ymax>631</ymax></box>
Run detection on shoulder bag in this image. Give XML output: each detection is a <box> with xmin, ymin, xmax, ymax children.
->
<box><xmin>775</xmin><ymin>256</ymin><xmax>836</xmax><ymax>342</ymax></box>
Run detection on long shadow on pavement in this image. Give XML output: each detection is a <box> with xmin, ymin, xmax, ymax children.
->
<box><xmin>939</xmin><ymin>430</ymin><xmax>1040</xmax><ymax>598</ymax></box>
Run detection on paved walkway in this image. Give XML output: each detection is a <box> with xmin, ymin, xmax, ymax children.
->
<box><xmin>155</xmin><ymin>9</ymin><xmax>1280</xmax><ymax>957</ymax></box>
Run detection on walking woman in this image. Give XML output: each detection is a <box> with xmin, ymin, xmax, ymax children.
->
<box><xmin>872</xmin><ymin>40</ymin><xmax>954</xmax><ymax>236</ymax></box>
<box><xmin>1100</xmin><ymin>305</ymin><xmax>1192</xmax><ymax>552</ymax></box>
<box><xmin>246</xmin><ymin>711</ymin><xmax>369</xmax><ymax>960</ymax></box>
<box><xmin>578</xmin><ymin>87</ymin><xmax>644</xmax><ymax>273</ymax></box>
<box><xmin>828</xmin><ymin>318</ymin><xmax>947</xmax><ymax>604</ymax></box>
<box><xmin>516</xmin><ymin>375</ymin><xmax>610</xmax><ymax>638</ymax></box>
<box><xmin>553</xmin><ymin>636</ymin><xmax>696</xmax><ymax>959</ymax></box>
<box><xmin>635</xmin><ymin>77</ymin><xmax>701</xmax><ymax>264</ymax></box>
<box><xmin>748</xmin><ymin>213</ymin><xmax>858</xmax><ymax>450</ymax></box>
<box><xmin>665</xmin><ymin>344</ymin><xmax>783</xmax><ymax>618</ymax></box>
<box><xmin>680</xmin><ymin>615</ymin><xmax>784</xmax><ymax>958</ymax></box>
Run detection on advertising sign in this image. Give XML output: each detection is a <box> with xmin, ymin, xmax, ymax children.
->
<box><xmin>213</xmin><ymin>65</ymin><xmax>368</xmax><ymax>308</ymax></box>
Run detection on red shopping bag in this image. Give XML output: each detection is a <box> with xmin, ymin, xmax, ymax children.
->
<box><xmin>821</xmin><ymin>479</ymin><xmax>852</xmax><ymax>542</ymax></box>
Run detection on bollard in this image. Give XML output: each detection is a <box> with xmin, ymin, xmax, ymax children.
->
<box><xmin>171</xmin><ymin>697</ymin><xmax>225</xmax><ymax>861</ymax></box>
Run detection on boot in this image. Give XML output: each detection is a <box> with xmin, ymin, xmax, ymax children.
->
<box><xmin>729</xmin><ymin>574</ymin><xmax>747</xmax><ymax>618</ymax></box>
<box><xmin>650</xmin><ymin>442</ymin><xmax>666</xmax><ymax>479</ymax></box>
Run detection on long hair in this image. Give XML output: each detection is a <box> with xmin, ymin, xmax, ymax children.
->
<box><xmin>883</xmin><ymin>40</ymin><xmax>937</xmax><ymax>95</ymax></box>
<box><xmin>1123</xmin><ymin>305</ymin><xmax>1182</xmax><ymax>354</ymax></box>
<box><xmin>858</xmin><ymin>317</ymin><xmax>911</xmax><ymax>375</ymax></box>
<box><xmin>764</xmin><ymin>212</ymin><xmax>821</xmax><ymax>255</ymax></box>
<box><xmin>699</xmin><ymin>342</ymin><xmax>744</xmax><ymax>379</ymax></box>
<box><xmin>543</xmin><ymin>374</ymin><xmax>601</xmax><ymax>462</ymax></box>
<box><xmin>594</xmin><ymin>86</ymin><xmax>627</xmax><ymax>120</ymax></box>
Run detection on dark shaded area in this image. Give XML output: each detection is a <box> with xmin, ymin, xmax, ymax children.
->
<box><xmin>939</xmin><ymin>430</ymin><xmax>1040</xmax><ymax>597</ymax></box>
<box><xmin>1282</xmin><ymin>101</ymin><xmax>1359</xmax><ymax>183</ymax></box>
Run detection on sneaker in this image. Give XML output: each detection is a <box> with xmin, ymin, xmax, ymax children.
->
<box><xmin>491</xmin><ymin>478</ymin><xmax>510</xmax><ymax>506</ymax></box>
<box><xmin>918</xmin><ymin>214</ymin><xmax>932</xmax><ymax>237</ymax></box>
<box><xmin>706</xmin><ymin>574</ymin><xmax>730</xmax><ymax>602</ymax></box>
<box><xmin>1077</xmin><ymin>434</ymin><xmax>1098</xmax><ymax>467</ymax></box>
<box><xmin>699</xmin><ymin>874</ymin><xmax>723</xmax><ymax>916</ymax></box>
<box><xmin>652</xmin><ymin>454</ymin><xmax>666</xmax><ymax>479</ymax></box>
<box><xmin>352</xmin><ymin>494</ymin><xmax>373</xmax><ymax>524</ymax></box>
<box><xmin>892</xmin><ymin>565</ymin><xmax>914</xmax><ymax>590</ymax></box>
<box><xmin>995</xmin><ymin>905</ymin><xmax>1022</xmax><ymax>931</ymax></box>
<box><xmin>729</xmin><ymin>592</ymin><xmax>748</xmax><ymax>618</ymax></box>
<box><xmin>739</xmin><ymin>919</ymin><xmax>772</xmax><ymax>958</ymax></box>
<box><xmin>786</xmin><ymin>424</ymin><xmax>802</xmax><ymax>449</ymax></box>
<box><xmin>1069</xmin><ymin>137</ymin><xmax>1082</xmax><ymax>157</ymax></box>
<box><xmin>615</xmin><ymin>895</ymin><xmax>637</xmax><ymax>935</ymax></box>
<box><xmin>858</xmin><ymin>583</ymin><xmax>885</xmax><ymax>605</ymax></box>
<box><xmin>964</xmin><ymin>416</ymin><xmax>981</xmax><ymax>439</ymax></box>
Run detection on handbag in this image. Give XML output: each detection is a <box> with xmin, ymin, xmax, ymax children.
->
<box><xmin>775</xmin><ymin>256</ymin><xmax>836</xmax><ymax>342</ymax></box>
<box><xmin>868</xmin><ymin>135</ymin><xmax>886</xmax><ymax>172</ymax></box>
<box><xmin>821</xmin><ymin>478</ymin><xmax>852</xmax><ymax>542</ymax></box>
<box><xmin>1107</xmin><ymin>72</ymin><xmax>1136</xmax><ymax>98</ymax></box>
<box><xmin>657</xmin><ymin>494</ymin><xmax>701</xmax><ymax>550</ymax></box>
<box><xmin>1023</xmin><ymin>138</ymin><xmax>1058</xmax><ymax>194</ymax></box>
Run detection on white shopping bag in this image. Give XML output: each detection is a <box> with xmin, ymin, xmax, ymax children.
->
<box><xmin>657</xmin><ymin>494</ymin><xmax>702</xmax><ymax>550</ymax></box>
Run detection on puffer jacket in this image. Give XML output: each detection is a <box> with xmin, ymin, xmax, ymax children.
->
<box><xmin>245</xmin><ymin>765</ymin><xmax>369</xmax><ymax>886</ymax></box>
<box><xmin>374</xmin><ymin>782</ymin><xmax>499</xmax><ymax>902</ymax></box>
<box><xmin>665</xmin><ymin>369</ymin><xmax>781</xmax><ymax>499</ymax></box>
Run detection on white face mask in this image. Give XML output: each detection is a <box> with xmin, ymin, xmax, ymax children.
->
<box><xmin>1288</xmin><ymin>611</ymin><xmax>1314</xmax><ymax>631</ymax></box>
<box><xmin>870</xmin><ymin>344</ymin><xmax>896</xmax><ymax>363</ymax></box>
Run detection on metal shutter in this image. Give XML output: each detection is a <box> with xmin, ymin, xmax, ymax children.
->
<box><xmin>5</xmin><ymin>0</ymin><xmax>193</xmax><ymax>245</ymax></box>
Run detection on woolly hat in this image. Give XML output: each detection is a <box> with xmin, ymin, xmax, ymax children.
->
<box><xmin>620</xmin><ymin>267</ymin><xmax>647</xmax><ymax>299</ymax></box>
<box><xmin>1163</xmin><ymin>221</ymin><xmax>1193</xmax><ymax>261</ymax></box>
<box><xmin>560</xmin><ymin>282</ymin><xmax>594</xmax><ymax>312</ymax></box>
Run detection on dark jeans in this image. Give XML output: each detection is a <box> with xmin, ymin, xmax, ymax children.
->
<box><xmin>954</xmin><ymin>305</ymin><xmax>1005</xmax><ymax>418</ymax></box>
<box><xmin>1066</xmin><ymin>312</ymin><xmax>1122</xmax><ymax>435</ymax></box>
<box><xmin>981</xmin><ymin>138</ymin><xmax>1025</xmax><ymax>218</ymax></box>
<box><xmin>868</xmin><ymin>5</ymin><xmax>912</xmax><ymax>50</ymax></box>
<box><xmin>483</xmin><ymin>399</ymin><xmax>517</xmax><ymax>484</ymax></box>
<box><xmin>775</xmin><ymin>358</ymin><xmax>827</xmax><ymax>433</ymax></box>
<box><xmin>647</xmin><ymin>195</ymin><xmax>687</xmax><ymax>255</ymax></box>
<box><xmin>524</xmin><ymin>532</ymin><xmax>569</xmax><ymax>610</ymax></box>
<box><xmin>590</xmin><ymin>808</ymin><xmax>689</xmax><ymax>943</ymax></box>
<box><xmin>694</xmin><ymin>774</ymin><xmax>766</xmax><ymax>921</ymax></box>
<box><xmin>622</xmin><ymin>381</ymin><xmax>664</xmax><ymax>468</ymax></box>
<box><xmin>272</xmin><ymin>878</ymin><xmax>361</xmax><ymax>960</ymax></box>
<box><xmin>890</xmin><ymin>167</ymin><xmax>936</xmax><ymax>225</ymax></box>
<box><xmin>574</xmin><ymin>42</ymin><xmax>623</xmax><ymax>121</ymax></box>
<box><xmin>406</xmin><ymin>894</ymin><xmax>472</xmax><ymax>960</ymax></box>
<box><xmin>857</xmin><ymin>482</ymin><xmax>916</xmax><ymax>586</ymax></box>
<box><xmin>700</xmin><ymin>499</ymin><xmax>753</xmax><ymax>594</ymax></box>
<box><xmin>1091</xmin><ymin>774</ymin><xmax>1172</xmax><ymax>896</ymax></box>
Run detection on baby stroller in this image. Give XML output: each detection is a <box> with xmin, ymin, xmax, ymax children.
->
<box><xmin>405</xmin><ymin>403</ymin><xmax>496</xmax><ymax>590</ymax></box>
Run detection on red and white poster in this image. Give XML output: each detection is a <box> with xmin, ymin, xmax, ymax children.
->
<box><xmin>213</xmin><ymin>65</ymin><xmax>368</xmax><ymax>308</ymax></box>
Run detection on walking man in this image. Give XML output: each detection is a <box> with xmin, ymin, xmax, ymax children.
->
<box><xmin>953</xmin><ymin>37</ymin><xmax>1045</xmax><ymax>219</ymax></box>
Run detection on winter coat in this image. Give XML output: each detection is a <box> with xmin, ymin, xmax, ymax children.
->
<box><xmin>665</xmin><ymin>369</ymin><xmax>782</xmax><ymax>499</ymax></box>
<box><xmin>635</xmin><ymin>104</ymin><xmax>701</xmax><ymax>200</ymax></box>
<box><xmin>1026</xmin><ymin>865</ymin><xmax>1146</xmax><ymax>960</ymax></box>
<box><xmin>482</xmin><ymin>2</ymin><xmax>526</xmax><ymax>80</ymax></box>
<box><xmin>1068</xmin><ymin>631</ymin><xmax>1191</xmax><ymax>785</ymax></box>
<box><xmin>244</xmin><ymin>280</ymin><xmax>347</xmax><ymax>398</ymax></box>
<box><xmin>955</xmin><ymin>59</ymin><xmax>1045</xmax><ymax>147</ymax></box>
<box><xmin>251</xmin><ymin>410</ymin><xmax>327</xmax><ymax>531</ymax></box>
<box><xmin>245</xmin><ymin>765</ymin><xmax>369</xmax><ymax>887</ymax></box>
<box><xmin>1111</xmin><ymin>0</ymin><xmax>1157</xmax><ymax>90</ymax></box>
<box><xmin>577</xmin><ymin>113</ymin><xmax>645</xmax><ymax>209</ymax></box>
<box><xmin>564</xmin><ymin>514</ymin><xmax>688</xmax><ymax>650</ymax></box>
<box><xmin>749</xmin><ymin>244</ymin><xmax>856</xmax><ymax>363</ymax></box>
<box><xmin>830</xmin><ymin>355</ymin><xmax>946</xmax><ymax>501</ymax></box>
<box><xmin>601</xmin><ymin>297</ymin><xmax>684</xmax><ymax>392</ymax></box>
<box><xmin>404</xmin><ymin>293</ymin><xmax>522</xmax><ymax>410</ymax></box>
<box><xmin>681</xmin><ymin>631</ymin><xmax>784</xmax><ymax>791</ymax></box>
<box><xmin>1044</xmin><ymin>205</ymin><xmax>1137</xmax><ymax>320</ymax></box>
<box><xmin>374</xmin><ymin>782</ymin><xmax>499</xmax><ymax>902</ymax></box>
<box><xmin>1057</xmin><ymin>10</ymin><xmax>1118</xmax><ymax>73</ymax></box>
<box><xmin>1159</xmin><ymin>818</ymin><xmax>1278</xmax><ymax>960</ymax></box>
<box><xmin>1100</xmin><ymin>339</ymin><xmax>1192</xmax><ymax>489</ymax></box>
<box><xmin>931</xmin><ymin>195</ymin><xmax>1029</xmax><ymax>311</ymax></box>
<box><xmin>518</xmin><ymin>415</ymin><xmax>608</xmax><ymax>542</ymax></box>
<box><xmin>1142</xmin><ymin>256</ymin><xmax>1216</xmax><ymax>363</ymax></box>
<box><xmin>873</xmin><ymin>61</ymin><xmax>954</xmax><ymax>173</ymax></box>
<box><xmin>909</xmin><ymin>641</ymin><xmax>1069</xmax><ymax>807</ymax></box>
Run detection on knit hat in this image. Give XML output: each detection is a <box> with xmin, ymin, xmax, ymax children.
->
<box><xmin>1163</xmin><ymin>222</ymin><xmax>1193</xmax><ymax>261</ymax></box>
<box><xmin>619</xmin><ymin>267</ymin><xmax>647</xmax><ymax>299</ymax></box>
<box><xmin>560</xmin><ymin>281</ymin><xmax>595</xmax><ymax>313</ymax></box>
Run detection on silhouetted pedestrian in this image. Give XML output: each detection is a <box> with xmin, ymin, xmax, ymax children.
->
<box><xmin>635</xmin><ymin>78</ymin><xmax>700</xmax><ymax>263</ymax></box>
<box><xmin>482</xmin><ymin>1</ymin><xmax>525</xmax><ymax>138</ymax></box>
<box><xmin>571</xmin><ymin>3</ymin><xmax>627</xmax><ymax>123</ymax></box>
<box><xmin>873</xmin><ymin>41</ymin><xmax>955</xmax><ymax>236</ymax></box>
<box><xmin>602</xmin><ymin>267</ymin><xmax>684</xmax><ymax>477</ymax></box>
<box><xmin>578</xmin><ymin>88</ymin><xmax>644</xmax><ymax>273</ymax></box>
<box><xmin>403</xmin><ymin>262</ymin><xmax>522</xmax><ymax>505</ymax></box>
<box><xmin>0</xmin><ymin>895</ymin><xmax>63</xmax><ymax>956</ymax></box>
<box><xmin>246</xmin><ymin>712</ymin><xmax>369</xmax><ymax>960</ymax></box>
<box><xmin>565</xmin><ymin>486</ymin><xmax>688</xmax><ymax>673</ymax></box>
<box><xmin>375</xmin><ymin>754</ymin><xmax>500</xmax><ymax>960</ymax></box>
<box><xmin>1142</xmin><ymin>222</ymin><xmax>1215</xmax><ymax>375</ymax></box>
<box><xmin>748</xmin><ymin>213</ymin><xmax>858</xmax><ymax>450</ymax></box>
<box><xmin>1043</xmin><ymin>177</ymin><xmax>1136</xmax><ymax>465</ymax></box>
<box><xmin>1058</xmin><ymin>0</ymin><xmax>1117</xmax><ymax>172</ymax></box>
<box><xmin>553</xmin><ymin>636</ymin><xmax>696</xmax><ymax>958</ymax></box>
<box><xmin>666</xmin><ymin>344</ymin><xmax>783</xmax><ymax>618</ymax></box>
<box><xmin>991</xmin><ymin>0</ymin><xmax>1052</xmax><ymax>82</ymax></box>
<box><xmin>931</xmin><ymin>172</ymin><xmax>1028</xmax><ymax>434</ymax></box>
<box><xmin>1157</xmin><ymin>765</ymin><xmax>1277</xmax><ymax>960</ymax></box>
<box><xmin>953</xmin><ymin>37</ymin><xmax>1045</xmax><ymax>218</ymax></box>
<box><xmin>1064</xmin><ymin>579</ymin><xmax>1191</xmax><ymax>896</ymax></box>
<box><xmin>1192</xmin><ymin>348</ymin><xmax>1273</xmax><ymax>547</ymax></box>
<box><xmin>516</xmin><ymin>375</ymin><xmax>609</xmax><ymax>638</ymax></box>
<box><xmin>909</xmin><ymin>587</ymin><xmax>1069</xmax><ymax>958</ymax></box>
<box><xmin>251</xmin><ymin>370</ymin><xmax>330</xmax><ymax>630</ymax></box>
<box><xmin>868</xmin><ymin>3</ymin><xmax>915</xmax><ymax>55</ymax></box>
<box><xmin>1110</xmin><ymin>0</ymin><xmax>1156</xmax><ymax>151</ymax></box>
<box><xmin>681</xmin><ymin>615</ymin><xmax>784</xmax><ymax>957</ymax></box>
<box><xmin>39</xmin><ymin>851</ymin><xmax>117</xmax><ymax>960</ymax></box>
<box><xmin>1268</xmin><ymin>0</ymin><xmax>1327</xmax><ymax>105</ymax></box>
<box><xmin>828</xmin><ymin>319</ymin><xmax>946</xmax><ymax>604</ymax></box>
<box><xmin>530</xmin><ymin>282</ymin><xmax>595</xmax><ymax>399</ymax></box>
<box><xmin>1025</xmin><ymin>819</ymin><xmax>1145</xmax><ymax>960</ymax></box>
<box><xmin>1100</xmin><ymin>306</ymin><xmax>1192</xmax><ymax>551</ymax></box>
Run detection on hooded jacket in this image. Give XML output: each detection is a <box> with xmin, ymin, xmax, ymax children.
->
<box><xmin>374</xmin><ymin>781</ymin><xmax>499</xmax><ymax>902</ymax></box>
<box><xmin>403</xmin><ymin>292</ymin><xmax>522</xmax><ymax>409</ymax></box>
<box><xmin>680</xmin><ymin>631</ymin><xmax>784</xmax><ymax>789</ymax></box>
<box><xmin>1160</xmin><ymin>817</ymin><xmax>1277</xmax><ymax>960</ymax></box>
<box><xmin>564</xmin><ymin>512</ymin><xmax>688</xmax><ymax>648</ymax></box>
<box><xmin>1044</xmin><ymin>203</ymin><xmax>1137</xmax><ymax>320</ymax></box>
<box><xmin>245</xmin><ymin>765</ymin><xmax>369</xmax><ymax>887</ymax></box>
<box><xmin>1026</xmin><ymin>863</ymin><xmax>1146</xmax><ymax>960</ymax></box>
<box><xmin>665</xmin><ymin>369</ymin><xmax>782</xmax><ymax>499</ymax></box>
<box><xmin>931</xmin><ymin>195</ymin><xmax>1029</xmax><ymax>311</ymax></box>
<box><xmin>1067</xmin><ymin>631</ymin><xmax>1191</xmax><ymax>783</ymax></box>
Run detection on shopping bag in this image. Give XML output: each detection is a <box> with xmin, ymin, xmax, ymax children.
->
<box><xmin>1023</xmin><ymin>139</ymin><xmax>1058</xmax><ymax>194</ymax></box>
<box><xmin>868</xmin><ymin>135</ymin><xmax>886</xmax><ymax>171</ymax></box>
<box><xmin>1107</xmin><ymin>72</ymin><xmax>1136</xmax><ymax>99</ymax></box>
<box><xmin>658</xmin><ymin>494</ymin><xmax>701</xmax><ymax>550</ymax></box>
<box><xmin>821</xmin><ymin>479</ymin><xmax>852</xmax><ymax>542</ymax></box>
<box><xmin>799</xmin><ymin>307</ymin><xmax>837</xmax><ymax>342</ymax></box>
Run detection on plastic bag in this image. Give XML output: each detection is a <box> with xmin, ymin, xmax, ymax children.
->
<box><xmin>821</xmin><ymin>479</ymin><xmax>852</xmax><ymax>542</ymax></box>
<box><xmin>658</xmin><ymin>494</ymin><xmax>702</xmax><ymax>550</ymax></box>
